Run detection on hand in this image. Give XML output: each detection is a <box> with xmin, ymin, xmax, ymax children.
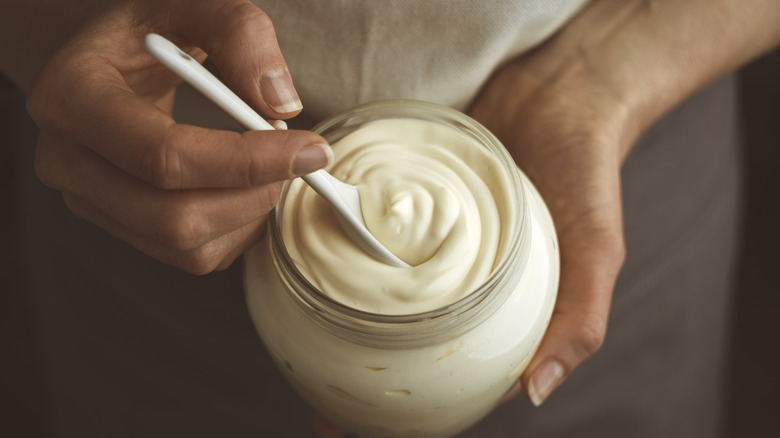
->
<box><xmin>25</xmin><ymin>0</ymin><xmax>332</xmax><ymax>274</ymax></box>
<box><xmin>468</xmin><ymin>53</ymin><xmax>631</xmax><ymax>406</ymax></box>
<box><xmin>467</xmin><ymin>0</ymin><xmax>780</xmax><ymax>406</ymax></box>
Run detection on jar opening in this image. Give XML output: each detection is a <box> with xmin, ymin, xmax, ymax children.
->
<box><xmin>269</xmin><ymin>100</ymin><xmax>531</xmax><ymax>347</ymax></box>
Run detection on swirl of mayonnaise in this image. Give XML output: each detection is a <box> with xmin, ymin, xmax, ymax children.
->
<box><xmin>282</xmin><ymin>118</ymin><xmax>515</xmax><ymax>315</ymax></box>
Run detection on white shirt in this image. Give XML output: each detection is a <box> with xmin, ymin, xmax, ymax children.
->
<box><xmin>254</xmin><ymin>0</ymin><xmax>589</xmax><ymax>120</ymax></box>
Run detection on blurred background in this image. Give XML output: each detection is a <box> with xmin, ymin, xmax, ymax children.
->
<box><xmin>1</xmin><ymin>49</ymin><xmax>778</xmax><ymax>437</ymax></box>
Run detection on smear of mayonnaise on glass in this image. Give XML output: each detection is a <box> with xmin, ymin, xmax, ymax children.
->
<box><xmin>282</xmin><ymin>118</ymin><xmax>515</xmax><ymax>315</ymax></box>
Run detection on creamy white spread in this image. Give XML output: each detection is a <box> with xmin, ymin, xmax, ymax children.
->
<box><xmin>282</xmin><ymin>119</ymin><xmax>516</xmax><ymax>314</ymax></box>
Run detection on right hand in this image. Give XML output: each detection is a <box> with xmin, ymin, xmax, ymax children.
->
<box><xmin>25</xmin><ymin>0</ymin><xmax>332</xmax><ymax>274</ymax></box>
<box><xmin>468</xmin><ymin>56</ymin><xmax>628</xmax><ymax>406</ymax></box>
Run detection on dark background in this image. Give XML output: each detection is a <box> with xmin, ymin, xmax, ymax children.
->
<box><xmin>1</xmin><ymin>49</ymin><xmax>778</xmax><ymax>436</ymax></box>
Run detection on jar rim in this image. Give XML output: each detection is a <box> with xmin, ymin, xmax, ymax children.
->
<box><xmin>268</xmin><ymin>99</ymin><xmax>531</xmax><ymax>346</ymax></box>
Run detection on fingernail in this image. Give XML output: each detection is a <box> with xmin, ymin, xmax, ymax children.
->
<box><xmin>528</xmin><ymin>361</ymin><xmax>565</xmax><ymax>407</ymax></box>
<box><xmin>260</xmin><ymin>64</ymin><xmax>303</xmax><ymax>114</ymax></box>
<box><xmin>271</xmin><ymin>119</ymin><xmax>288</xmax><ymax>130</ymax></box>
<box><xmin>292</xmin><ymin>143</ymin><xmax>333</xmax><ymax>175</ymax></box>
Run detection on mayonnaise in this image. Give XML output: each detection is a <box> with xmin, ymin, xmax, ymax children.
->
<box><xmin>282</xmin><ymin>118</ymin><xmax>516</xmax><ymax>314</ymax></box>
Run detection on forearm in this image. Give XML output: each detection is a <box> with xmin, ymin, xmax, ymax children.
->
<box><xmin>524</xmin><ymin>0</ymin><xmax>780</xmax><ymax>158</ymax></box>
<box><xmin>0</xmin><ymin>1</ymin><xmax>123</xmax><ymax>91</ymax></box>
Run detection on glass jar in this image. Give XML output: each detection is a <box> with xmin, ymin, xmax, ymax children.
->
<box><xmin>244</xmin><ymin>100</ymin><xmax>559</xmax><ymax>438</ymax></box>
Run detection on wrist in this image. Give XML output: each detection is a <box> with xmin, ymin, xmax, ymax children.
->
<box><xmin>531</xmin><ymin>53</ymin><xmax>641</xmax><ymax>163</ymax></box>
<box><xmin>561</xmin><ymin>0</ymin><xmax>780</xmax><ymax>153</ymax></box>
<box><xmin>520</xmin><ymin>0</ymin><xmax>780</xmax><ymax>164</ymax></box>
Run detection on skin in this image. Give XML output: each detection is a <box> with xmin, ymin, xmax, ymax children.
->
<box><xmin>2</xmin><ymin>0</ymin><xmax>780</xmax><ymax>435</ymax></box>
<box><xmin>468</xmin><ymin>0</ymin><xmax>780</xmax><ymax>407</ymax></box>
<box><xmin>1</xmin><ymin>0</ymin><xmax>331</xmax><ymax>274</ymax></box>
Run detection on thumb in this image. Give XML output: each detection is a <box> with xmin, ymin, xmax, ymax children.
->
<box><xmin>170</xmin><ymin>0</ymin><xmax>302</xmax><ymax>118</ymax></box>
<box><xmin>521</xmin><ymin>227</ymin><xmax>624</xmax><ymax>406</ymax></box>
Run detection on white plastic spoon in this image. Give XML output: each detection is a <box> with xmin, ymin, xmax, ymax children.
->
<box><xmin>144</xmin><ymin>33</ymin><xmax>410</xmax><ymax>268</ymax></box>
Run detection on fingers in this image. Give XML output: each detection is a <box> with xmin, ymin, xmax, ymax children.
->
<box><xmin>64</xmin><ymin>192</ymin><xmax>268</xmax><ymax>274</ymax></box>
<box><xmin>521</xmin><ymin>225</ymin><xmax>625</xmax><ymax>406</ymax></box>
<box><xmin>28</xmin><ymin>66</ymin><xmax>330</xmax><ymax>189</ymax></box>
<box><xmin>23</xmin><ymin>0</ymin><xmax>317</xmax><ymax>273</ymax></box>
<box><xmin>25</xmin><ymin>0</ymin><xmax>325</xmax><ymax>192</ymax></box>
<box><xmin>508</xmin><ymin>142</ymin><xmax>625</xmax><ymax>404</ymax></box>
<box><xmin>34</xmin><ymin>132</ymin><xmax>277</xmax><ymax>274</ymax></box>
<box><xmin>169</xmin><ymin>0</ymin><xmax>302</xmax><ymax>117</ymax></box>
<box><xmin>128</xmin><ymin>123</ymin><xmax>332</xmax><ymax>189</ymax></box>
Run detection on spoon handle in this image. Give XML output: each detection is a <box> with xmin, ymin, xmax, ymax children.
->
<box><xmin>144</xmin><ymin>33</ymin><xmax>333</xmax><ymax>202</ymax></box>
<box><xmin>143</xmin><ymin>33</ymin><xmax>274</xmax><ymax>131</ymax></box>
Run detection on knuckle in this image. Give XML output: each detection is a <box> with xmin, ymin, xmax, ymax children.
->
<box><xmin>242</xmin><ymin>132</ymin><xmax>295</xmax><ymax>186</ymax></box>
<box><xmin>156</xmin><ymin>200</ymin><xmax>210</xmax><ymax>251</ymax></box>
<box><xmin>260</xmin><ymin>181</ymin><xmax>283</xmax><ymax>206</ymax></box>
<box><xmin>245</xmin><ymin>154</ymin><xmax>265</xmax><ymax>186</ymax></box>
<box><xmin>221</xmin><ymin>2</ymin><xmax>275</xmax><ymax>41</ymax></box>
<box><xmin>25</xmin><ymin>88</ymin><xmax>46</xmax><ymax>125</ymax></box>
<box><xmin>25</xmin><ymin>68</ymin><xmax>61</xmax><ymax>126</ymax></box>
<box><xmin>604</xmin><ymin>231</ymin><xmax>627</xmax><ymax>267</ymax></box>
<box><xmin>32</xmin><ymin>135</ymin><xmax>72</xmax><ymax>191</ymax></box>
<box><xmin>246</xmin><ymin>141</ymin><xmax>287</xmax><ymax>186</ymax></box>
<box><xmin>141</xmin><ymin>129</ymin><xmax>185</xmax><ymax>189</ymax></box>
<box><xmin>213</xmin><ymin>259</ymin><xmax>234</xmax><ymax>272</ymax></box>
<box><xmin>585</xmin><ymin>225</ymin><xmax>626</xmax><ymax>273</ymax></box>
<box><xmin>240</xmin><ymin>135</ymin><xmax>267</xmax><ymax>186</ymax></box>
<box><xmin>576</xmin><ymin>313</ymin><xmax>608</xmax><ymax>356</ymax></box>
<box><xmin>176</xmin><ymin>245</ymin><xmax>222</xmax><ymax>276</ymax></box>
<box><xmin>61</xmin><ymin>193</ymin><xmax>87</xmax><ymax>219</ymax></box>
<box><xmin>33</xmin><ymin>147</ymin><xmax>58</xmax><ymax>189</ymax></box>
<box><xmin>234</xmin><ymin>3</ymin><xmax>274</xmax><ymax>35</ymax></box>
<box><xmin>26</xmin><ymin>52</ymin><xmax>88</xmax><ymax>129</ymax></box>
